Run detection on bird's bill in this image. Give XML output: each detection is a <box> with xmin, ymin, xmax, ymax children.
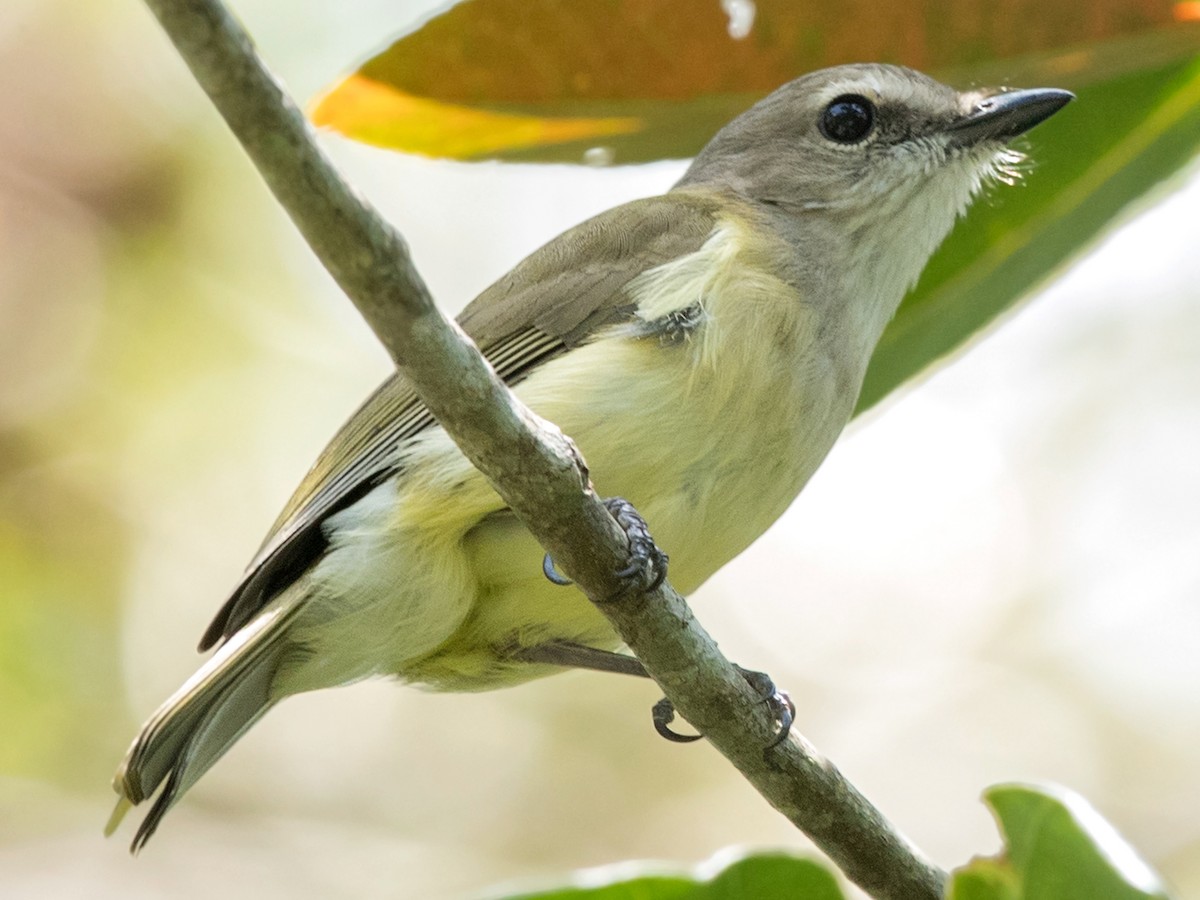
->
<box><xmin>945</xmin><ymin>87</ymin><xmax>1075</xmax><ymax>147</ymax></box>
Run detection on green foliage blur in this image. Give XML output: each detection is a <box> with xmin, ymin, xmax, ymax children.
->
<box><xmin>1</xmin><ymin>0</ymin><xmax>373</xmax><ymax>819</ymax></box>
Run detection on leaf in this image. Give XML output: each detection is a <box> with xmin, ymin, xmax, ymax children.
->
<box><xmin>310</xmin><ymin>74</ymin><xmax>642</xmax><ymax>161</ymax></box>
<box><xmin>947</xmin><ymin>783</ymin><xmax>1174</xmax><ymax>900</ymax></box>
<box><xmin>702</xmin><ymin>854</ymin><xmax>844</xmax><ymax>899</ymax></box>
<box><xmin>946</xmin><ymin>858</ymin><xmax>1020</xmax><ymax>900</ymax></box>
<box><xmin>494</xmin><ymin>851</ymin><xmax>845</xmax><ymax>899</ymax></box>
<box><xmin>312</xmin><ymin>0</ymin><xmax>1199</xmax><ymax>164</ymax></box>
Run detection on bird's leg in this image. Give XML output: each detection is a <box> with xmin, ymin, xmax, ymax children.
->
<box><xmin>513</xmin><ymin>639</ymin><xmax>649</xmax><ymax>678</ymax></box>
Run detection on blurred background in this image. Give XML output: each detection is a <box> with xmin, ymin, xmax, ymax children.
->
<box><xmin>1</xmin><ymin>1</ymin><xmax>1197</xmax><ymax>897</ymax></box>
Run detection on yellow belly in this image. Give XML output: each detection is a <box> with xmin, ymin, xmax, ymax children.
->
<box><xmin>289</xmin><ymin>226</ymin><xmax>859</xmax><ymax>693</ymax></box>
<box><xmin>400</xmin><ymin>316</ymin><xmax>848</xmax><ymax>690</ymax></box>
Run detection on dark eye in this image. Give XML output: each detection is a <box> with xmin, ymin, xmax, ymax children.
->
<box><xmin>819</xmin><ymin>95</ymin><xmax>875</xmax><ymax>144</ymax></box>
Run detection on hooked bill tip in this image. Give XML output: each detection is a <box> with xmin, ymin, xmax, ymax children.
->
<box><xmin>946</xmin><ymin>87</ymin><xmax>1074</xmax><ymax>147</ymax></box>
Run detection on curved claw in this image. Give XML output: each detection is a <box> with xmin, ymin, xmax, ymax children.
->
<box><xmin>737</xmin><ymin>667</ymin><xmax>795</xmax><ymax>748</ymax></box>
<box><xmin>652</xmin><ymin>697</ymin><xmax>703</xmax><ymax>743</ymax></box>
<box><xmin>542</xmin><ymin>553</ymin><xmax>573</xmax><ymax>586</ymax></box>
<box><xmin>765</xmin><ymin>690</ymin><xmax>796</xmax><ymax>749</ymax></box>
<box><xmin>613</xmin><ymin>559</ymin><xmax>641</xmax><ymax>580</ymax></box>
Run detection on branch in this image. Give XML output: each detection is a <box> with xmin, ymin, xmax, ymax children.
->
<box><xmin>141</xmin><ymin>2</ymin><xmax>947</xmax><ymax>897</ymax></box>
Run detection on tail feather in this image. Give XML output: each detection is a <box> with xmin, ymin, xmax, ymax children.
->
<box><xmin>109</xmin><ymin>595</ymin><xmax>303</xmax><ymax>851</ymax></box>
<box><xmin>132</xmin><ymin>658</ymin><xmax>278</xmax><ymax>851</ymax></box>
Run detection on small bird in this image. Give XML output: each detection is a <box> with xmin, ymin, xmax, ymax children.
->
<box><xmin>108</xmin><ymin>63</ymin><xmax>1072</xmax><ymax>849</ymax></box>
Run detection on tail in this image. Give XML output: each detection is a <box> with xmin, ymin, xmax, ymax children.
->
<box><xmin>107</xmin><ymin>594</ymin><xmax>303</xmax><ymax>852</ymax></box>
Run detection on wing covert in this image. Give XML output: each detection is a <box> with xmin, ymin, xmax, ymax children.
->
<box><xmin>198</xmin><ymin>192</ymin><xmax>722</xmax><ymax>650</ymax></box>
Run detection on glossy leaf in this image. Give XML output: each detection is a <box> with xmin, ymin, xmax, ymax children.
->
<box><xmin>496</xmin><ymin>852</ymin><xmax>845</xmax><ymax>899</ymax></box>
<box><xmin>947</xmin><ymin>784</ymin><xmax>1174</xmax><ymax>900</ymax></box>
<box><xmin>313</xmin><ymin>1</ymin><xmax>1199</xmax><ymax>164</ymax></box>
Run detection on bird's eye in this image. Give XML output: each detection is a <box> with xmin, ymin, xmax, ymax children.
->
<box><xmin>819</xmin><ymin>95</ymin><xmax>875</xmax><ymax>144</ymax></box>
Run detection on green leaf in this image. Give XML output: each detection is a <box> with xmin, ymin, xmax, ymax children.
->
<box><xmin>702</xmin><ymin>854</ymin><xmax>844</xmax><ymax>899</ymax></box>
<box><xmin>495</xmin><ymin>851</ymin><xmax>845</xmax><ymax>900</ymax></box>
<box><xmin>312</xmin><ymin>0</ymin><xmax>1199</xmax><ymax>164</ymax></box>
<box><xmin>948</xmin><ymin>783</ymin><xmax>1174</xmax><ymax>900</ymax></box>
<box><xmin>946</xmin><ymin>857</ymin><xmax>1019</xmax><ymax>900</ymax></box>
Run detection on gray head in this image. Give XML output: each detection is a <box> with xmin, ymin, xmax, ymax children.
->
<box><xmin>676</xmin><ymin>64</ymin><xmax>1071</xmax><ymax>296</ymax></box>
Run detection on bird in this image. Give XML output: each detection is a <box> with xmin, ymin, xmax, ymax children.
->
<box><xmin>107</xmin><ymin>63</ymin><xmax>1072</xmax><ymax>849</ymax></box>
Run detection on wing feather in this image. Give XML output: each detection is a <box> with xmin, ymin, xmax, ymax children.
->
<box><xmin>198</xmin><ymin>191</ymin><xmax>721</xmax><ymax>650</ymax></box>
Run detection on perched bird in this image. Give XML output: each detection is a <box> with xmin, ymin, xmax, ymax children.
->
<box><xmin>108</xmin><ymin>63</ymin><xmax>1072</xmax><ymax>849</ymax></box>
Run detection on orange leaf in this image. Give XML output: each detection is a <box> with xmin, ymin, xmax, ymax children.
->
<box><xmin>312</xmin><ymin>74</ymin><xmax>640</xmax><ymax>159</ymax></box>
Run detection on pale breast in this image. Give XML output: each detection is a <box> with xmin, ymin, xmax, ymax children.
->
<box><xmin>511</xmin><ymin>222</ymin><xmax>853</xmax><ymax>593</ymax></box>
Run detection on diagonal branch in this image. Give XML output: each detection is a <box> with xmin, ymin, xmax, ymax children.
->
<box><xmin>139</xmin><ymin>2</ymin><xmax>947</xmax><ymax>897</ymax></box>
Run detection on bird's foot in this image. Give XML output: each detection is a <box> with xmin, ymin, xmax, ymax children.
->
<box><xmin>652</xmin><ymin>666</ymin><xmax>795</xmax><ymax>748</ymax></box>
<box><xmin>542</xmin><ymin>497</ymin><xmax>669</xmax><ymax>597</ymax></box>
<box><xmin>602</xmin><ymin>496</ymin><xmax>669</xmax><ymax>595</ymax></box>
